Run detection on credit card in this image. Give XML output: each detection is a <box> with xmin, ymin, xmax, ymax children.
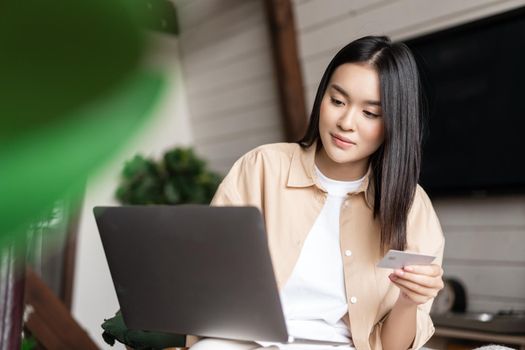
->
<box><xmin>377</xmin><ymin>249</ymin><xmax>436</xmax><ymax>269</ymax></box>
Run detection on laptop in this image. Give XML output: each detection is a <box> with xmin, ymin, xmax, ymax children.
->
<box><xmin>94</xmin><ymin>205</ymin><xmax>350</xmax><ymax>346</ymax></box>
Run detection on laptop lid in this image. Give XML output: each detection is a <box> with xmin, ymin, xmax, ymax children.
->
<box><xmin>93</xmin><ymin>205</ymin><xmax>289</xmax><ymax>343</ymax></box>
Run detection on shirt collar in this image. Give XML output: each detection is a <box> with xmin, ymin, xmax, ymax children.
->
<box><xmin>287</xmin><ymin>140</ymin><xmax>375</xmax><ymax>209</ymax></box>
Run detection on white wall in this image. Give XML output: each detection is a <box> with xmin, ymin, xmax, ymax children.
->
<box><xmin>174</xmin><ymin>0</ymin><xmax>285</xmax><ymax>175</ymax></box>
<box><xmin>72</xmin><ymin>32</ymin><xmax>193</xmax><ymax>348</ymax></box>
<box><xmin>433</xmin><ymin>196</ymin><xmax>525</xmax><ymax>312</ymax></box>
<box><xmin>291</xmin><ymin>0</ymin><xmax>525</xmax><ymax>312</ymax></box>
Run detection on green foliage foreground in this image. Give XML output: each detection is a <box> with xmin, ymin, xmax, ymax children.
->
<box><xmin>0</xmin><ymin>0</ymin><xmax>165</xmax><ymax>248</ymax></box>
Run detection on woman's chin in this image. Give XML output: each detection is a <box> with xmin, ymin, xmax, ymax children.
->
<box><xmin>325</xmin><ymin>150</ymin><xmax>357</xmax><ymax>165</ymax></box>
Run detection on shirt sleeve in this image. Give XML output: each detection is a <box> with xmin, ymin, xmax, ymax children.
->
<box><xmin>209</xmin><ymin>149</ymin><xmax>264</xmax><ymax>209</ymax></box>
<box><xmin>209</xmin><ymin>164</ymin><xmax>243</xmax><ymax>206</ymax></box>
<box><xmin>368</xmin><ymin>185</ymin><xmax>445</xmax><ymax>349</ymax></box>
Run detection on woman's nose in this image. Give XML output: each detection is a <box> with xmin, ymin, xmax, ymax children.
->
<box><xmin>337</xmin><ymin>107</ymin><xmax>357</xmax><ymax>130</ymax></box>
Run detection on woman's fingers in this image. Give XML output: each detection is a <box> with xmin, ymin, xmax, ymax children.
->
<box><xmin>403</xmin><ymin>264</ymin><xmax>443</xmax><ymax>277</ymax></box>
<box><xmin>388</xmin><ymin>264</ymin><xmax>445</xmax><ymax>305</ymax></box>
<box><xmin>389</xmin><ymin>273</ymin><xmax>439</xmax><ymax>298</ymax></box>
<box><xmin>391</xmin><ymin>267</ymin><xmax>444</xmax><ymax>290</ymax></box>
<box><xmin>392</xmin><ymin>281</ymin><xmax>429</xmax><ymax>305</ymax></box>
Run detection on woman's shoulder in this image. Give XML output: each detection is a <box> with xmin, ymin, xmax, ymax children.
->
<box><xmin>214</xmin><ymin>143</ymin><xmax>299</xmax><ymax>205</ymax></box>
<box><xmin>413</xmin><ymin>184</ymin><xmax>432</xmax><ymax>210</ymax></box>
<box><xmin>408</xmin><ymin>184</ymin><xmax>437</xmax><ymax>224</ymax></box>
<box><xmin>235</xmin><ymin>142</ymin><xmax>300</xmax><ymax>165</ymax></box>
<box><xmin>406</xmin><ymin>183</ymin><xmax>445</xmax><ymax>253</ymax></box>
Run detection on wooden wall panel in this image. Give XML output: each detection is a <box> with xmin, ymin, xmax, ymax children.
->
<box><xmin>175</xmin><ymin>0</ymin><xmax>284</xmax><ymax>174</ymax></box>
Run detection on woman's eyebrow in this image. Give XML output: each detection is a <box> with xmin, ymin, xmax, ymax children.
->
<box><xmin>330</xmin><ymin>83</ymin><xmax>381</xmax><ymax>107</ymax></box>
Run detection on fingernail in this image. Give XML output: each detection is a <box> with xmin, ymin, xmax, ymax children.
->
<box><xmin>404</xmin><ymin>266</ymin><xmax>414</xmax><ymax>272</ymax></box>
<box><xmin>395</xmin><ymin>269</ymin><xmax>404</xmax><ymax>276</ymax></box>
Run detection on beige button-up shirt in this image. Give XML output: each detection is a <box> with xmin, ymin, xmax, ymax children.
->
<box><xmin>187</xmin><ymin>141</ymin><xmax>445</xmax><ymax>350</ymax></box>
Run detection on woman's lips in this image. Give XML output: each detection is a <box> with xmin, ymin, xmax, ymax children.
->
<box><xmin>331</xmin><ymin>133</ymin><xmax>356</xmax><ymax>149</ymax></box>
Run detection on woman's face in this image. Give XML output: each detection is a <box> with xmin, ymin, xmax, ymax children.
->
<box><xmin>316</xmin><ymin>62</ymin><xmax>385</xmax><ymax>180</ymax></box>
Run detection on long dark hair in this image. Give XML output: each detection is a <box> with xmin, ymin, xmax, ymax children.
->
<box><xmin>298</xmin><ymin>35</ymin><xmax>424</xmax><ymax>253</ymax></box>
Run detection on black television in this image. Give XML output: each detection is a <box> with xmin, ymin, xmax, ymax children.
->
<box><xmin>403</xmin><ymin>6</ymin><xmax>525</xmax><ymax>196</ymax></box>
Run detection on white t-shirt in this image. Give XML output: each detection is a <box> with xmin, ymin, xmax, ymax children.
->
<box><xmin>256</xmin><ymin>165</ymin><xmax>365</xmax><ymax>349</ymax></box>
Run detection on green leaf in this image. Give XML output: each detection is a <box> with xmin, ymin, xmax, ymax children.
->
<box><xmin>0</xmin><ymin>0</ymin><xmax>165</xmax><ymax>247</ymax></box>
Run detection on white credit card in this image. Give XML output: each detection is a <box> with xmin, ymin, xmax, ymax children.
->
<box><xmin>376</xmin><ymin>249</ymin><xmax>436</xmax><ymax>269</ymax></box>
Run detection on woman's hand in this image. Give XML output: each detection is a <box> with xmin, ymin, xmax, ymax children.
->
<box><xmin>388</xmin><ymin>264</ymin><xmax>444</xmax><ymax>306</ymax></box>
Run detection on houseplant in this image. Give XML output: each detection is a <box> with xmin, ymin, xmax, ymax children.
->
<box><xmin>115</xmin><ymin>147</ymin><xmax>222</xmax><ymax>205</ymax></box>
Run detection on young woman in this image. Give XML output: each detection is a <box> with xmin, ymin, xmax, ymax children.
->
<box><xmin>187</xmin><ymin>35</ymin><xmax>445</xmax><ymax>350</ymax></box>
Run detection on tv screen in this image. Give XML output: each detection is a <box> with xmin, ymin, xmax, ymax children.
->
<box><xmin>403</xmin><ymin>6</ymin><xmax>525</xmax><ymax>196</ymax></box>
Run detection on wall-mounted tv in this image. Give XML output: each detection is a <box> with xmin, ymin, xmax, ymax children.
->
<box><xmin>403</xmin><ymin>6</ymin><xmax>525</xmax><ymax>196</ymax></box>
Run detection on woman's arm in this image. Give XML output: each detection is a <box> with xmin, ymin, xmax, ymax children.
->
<box><xmin>380</xmin><ymin>296</ymin><xmax>417</xmax><ymax>350</ymax></box>
<box><xmin>380</xmin><ymin>264</ymin><xmax>444</xmax><ymax>350</ymax></box>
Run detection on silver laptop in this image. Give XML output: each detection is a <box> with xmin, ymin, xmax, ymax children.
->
<box><xmin>94</xmin><ymin>205</ymin><xmax>350</xmax><ymax>346</ymax></box>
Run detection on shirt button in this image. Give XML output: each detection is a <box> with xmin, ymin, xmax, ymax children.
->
<box><xmin>350</xmin><ymin>296</ymin><xmax>358</xmax><ymax>304</ymax></box>
<box><xmin>345</xmin><ymin>250</ymin><xmax>352</xmax><ymax>257</ymax></box>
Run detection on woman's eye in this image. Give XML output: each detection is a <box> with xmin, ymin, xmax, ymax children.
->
<box><xmin>330</xmin><ymin>97</ymin><xmax>344</xmax><ymax>107</ymax></box>
<box><xmin>363</xmin><ymin>111</ymin><xmax>380</xmax><ymax>118</ymax></box>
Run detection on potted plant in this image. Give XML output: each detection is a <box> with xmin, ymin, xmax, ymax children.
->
<box><xmin>116</xmin><ymin>147</ymin><xmax>222</xmax><ymax>205</ymax></box>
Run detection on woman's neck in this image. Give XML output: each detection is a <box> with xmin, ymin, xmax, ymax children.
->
<box><xmin>314</xmin><ymin>147</ymin><xmax>369</xmax><ymax>181</ymax></box>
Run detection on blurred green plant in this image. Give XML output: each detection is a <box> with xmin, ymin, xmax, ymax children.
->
<box><xmin>115</xmin><ymin>148</ymin><xmax>222</xmax><ymax>205</ymax></box>
<box><xmin>0</xmin><ymin>0</ymin><xmax>165</xmax><ymax>248</ymax></box>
